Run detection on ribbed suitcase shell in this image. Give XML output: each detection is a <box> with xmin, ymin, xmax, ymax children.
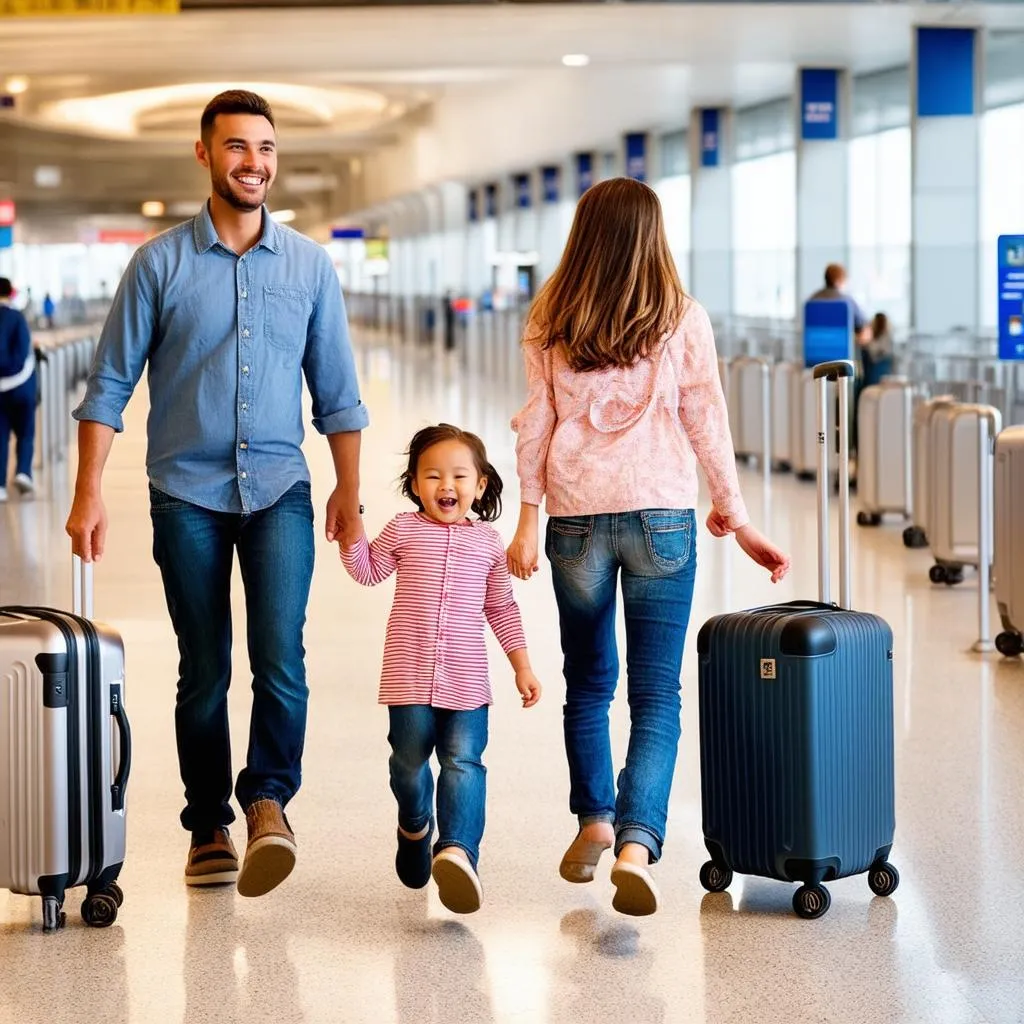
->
<box><xmin>728</xmin><ymin>356</ymin><xmax>770</xmax><ymax>459</ymax></box>
<box><xmin>697</xmin><ymin>602</ymin><xmax>895</xmax><ymax>883</ymax></box>
<box><xmin>995</xmin><ymin>426</ymin><xmax>1024</xmax><ymax>637</ymax></box>
<box><xmin>858</xmin><ymin>380</ymin><xmax>913</xmax><ymax>519</ymax></box>
<box><xmin>772</xmin><ymin>361</ymin><xmax>798</xmax><ymax>469</ymax></box>
<box><xmin>0</xmin><ymin>605</ymin><xmax>128</xmax><ymax>930</ymax></box>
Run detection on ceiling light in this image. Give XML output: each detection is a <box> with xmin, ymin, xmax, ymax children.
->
<box><xmin>4</xmin><ymin>76</ymin><xmax>29</xmax><ymax>95</ymax></box>
<box><xmin>562</xmin><ymin>54</ymin><xmax>590</xmax><ymax>68</ymax></box>
<box><xmin>271</xmin><ymin>209</ymin><xmax>296</xmax><ymax>224</ymax></box>
<box><xmin>141</xmin><ymin>201</ymin><xmax>165</xmax><ymax>218</ymax></box>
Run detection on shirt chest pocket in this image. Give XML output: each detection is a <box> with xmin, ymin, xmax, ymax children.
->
<box><xmin>264</xmin><ymin>285</ymin><xmax>312</xmax><ymax>353</ymax></box>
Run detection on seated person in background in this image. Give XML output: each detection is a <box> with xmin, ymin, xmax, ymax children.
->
<box><xmin>860</xmin><ymin>312</ymin><xmax>894</xmax><ymax>387</ymax></box>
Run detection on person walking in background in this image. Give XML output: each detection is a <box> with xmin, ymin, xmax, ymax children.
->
<box><xmin>860</xmin><ymin>311</ymin><xmax>894</xmax><ymax>387</ymax></box>
<box><xmin>41</xmin><ymin>292</ymin><xmax>56</xmax><ymax>329</ymax></box>
<box><xmin>506</xmin><ymin>178</ymin><xmax>790</xmax><ymax>917</ymax></box>
<box><xmin>0</xmin><ymin>277</ymin><xmax>38</xmax><ymax>502</ymax></box>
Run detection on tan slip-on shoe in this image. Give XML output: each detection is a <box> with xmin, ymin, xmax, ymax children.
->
<box><xmin>431</xmin><ymin>850</ymin><xmax>483</xmax><ymax>914</ymax></box>
<box><xmin>610</xmin><ymin>861</ymin><xmax>660</xmax><ymax>917</ymax></box>
<box><xmin>237</xmin><ymin>799</ymin><xmax>297</xmax><ymax>898</ymax></box>
<box><xmin>559</xmin><ymin>830</ymin><xmax>613</xmax><ymax>884</ymax></box>
<box><xmin>185</xmin><ymin>828</ymin><xmax>239</xmax><ymax>887</ymax></box>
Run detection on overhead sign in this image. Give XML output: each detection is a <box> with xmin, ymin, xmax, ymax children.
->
<box><xmin>0</xmin><ymin>0</ymin><xmax>178</xmax><ymax>14</ymax></box>
<box><xmin>468</xmin><ymin>188</ymin><xmax>478</xmax><ymax>223</ymax></box>
<box><xmin>700</xmin><ymin>110</ymin><xmax>720</xmax><ymax>168</ymax></box>
<box><xmin>514</xmin><ymin>173</ymin><xmax>531</xmax><ymax>210</ymax></box>
<box><xmin>801</xmin><ymin>69</ymin><xmax>839</xmax><ymax>141</ymax></box>
<box><xmin>575</xmin><ymin>153</ymin><xmax>593</xmax><ymax>196</ymax></box>
<box><xmin>917</xmin><ymin>26</ymin><xmax>975</xmax><ymax>118</ymax></box>
<box><xmin>998</xmin><ymin>235</ymin><xmax>1024</xmax><ymax>361</ymax></box>
<box><xmin>0</xmin><ymin>226</ymin><xmax>12</xmax><ymax>249</ymax></box>
<box><xmin>331</xmin><ymin>227</ymin><xmax>364</xmax><ymax>240</ymax></box>
<box><xmin>625</xmin><ymin>133</ymin><xmax>647</xmax><ymax>182</ymax></box>
<box><xmin>484</xmin><ymin>183</ymin><xmax>497</xmax><ymax>219</ymax></box>
<box><xmin>542</xmin><ymin>166</ymin><xmax>559</xmax><ymax>204</ymax></box>
<box><xmin>803</xmin><ymin>298</ymin><xmax>853</xmax><ymax>369</ymax></box>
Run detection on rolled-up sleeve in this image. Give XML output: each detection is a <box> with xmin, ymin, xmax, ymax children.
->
<box><xmin>72</xmin><ymin>249</ymin><xmax>157</xmax><ymax>433</ymax></box>
<box><xmin>304</xmin><ymin>252</ymin><xmax>370</xmax><ymax>436</ymax></box>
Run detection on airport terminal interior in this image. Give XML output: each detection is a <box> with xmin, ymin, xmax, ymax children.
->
<box><xmin>3</xmin><ymin>1</ymin><xmax>1024</xmax><ymax>1022</ymax></box>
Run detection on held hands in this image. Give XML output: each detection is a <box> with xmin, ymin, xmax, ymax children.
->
<box><xmin>326</xmin><ymin>486</ymin><xmax>364</xmax><ymax>549</ymax></box>
<box><xmin>515</xmin><ymin>668</ymin><xmax>542</xmax><ymax>709</ymax></box>
<box><xmin>506</xmin><ymin>526</ymin><xmax>540</xmax><ymax>581</ymax></box>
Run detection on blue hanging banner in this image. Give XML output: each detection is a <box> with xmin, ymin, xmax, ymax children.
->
<box><xmin>998</xmin><ymin>235</ymin><xmax>1024</xmax><ymax>361</ymax></box>
<box><xmin>542</xmin><ymin>165</ymin><xmax>560</xmax><ymax>204</ymax></box>
<box><xmin>575</xmin><ymin>153</ymin><xmax>593</xmax><ymax>197</ymax></box>
<box><xmin>0</xmin><ymin>226</ymin><xmax>12</xmax><ymax>249</ymax></box>
<box><xmin>803</xmin><ymin>299</ymin><xmax>853</xmax><ymax>369</ymax></box>
<box><xmin>700</xmin><ymin>110</ymin><xmax>720</xmax><ymax>168</ymax></box>
<box><xmin>801</xmin><ymin>69</ymin><xmax>839</xmax><ymax>141</ymax></box>
<box><xmin>485</xmin><ymin>183</ymin><xmax>497</xmax><ymax>218</ymax></box>
<box><xmin>468</xmin><ymin>189</ymin><xmax>479</xmax><ymax>223</ymax></box>
<box><xmin>514</xmin><ymin>173</ymin><xmax>531</xmax><ymax>209</ymax></box>
<box><xmin>917</xmin><ymin>26</ymin><xmax>975</xmax><ymax>117</ymax></box>
<box><xmin>331</xmin><ymin>226</ymin><xmax>364</xmax><ymax>240</ymax></box>
<box><xmin>625</xmin><ymin>133</ymin><xmax>647</xmax><ymax>182</ymax></box>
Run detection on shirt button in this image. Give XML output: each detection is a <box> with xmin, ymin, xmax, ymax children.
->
<box><xmin>240</xmin><ymin>471</ymin><xmax>248</xmax><ymax>479</ymax></box>
<box><xmin>242</xmin><ymin>403</ymin><xmax>248</xmax><ymax>411</ymax></box>
<box><xmin>242</xmin><ymin>365</ymin><xmax>250</xmax><ymax>374</ymax></box>
<box><xmin>240</xmin><ymin>442</ymin><xmax>248</xmax><ymax>450</ymax></box>
<box><xmin>243</xmin><ymin>329</ymin><xmax>250</xmax><ymax>338</ymax></box>
<box><xmin>241</xmin><ymin>290</ymin><xmax>248</xmax><ymax>299</ymax></box>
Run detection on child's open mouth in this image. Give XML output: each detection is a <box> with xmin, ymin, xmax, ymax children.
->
<box><xmin>438</xmin><ymin>497</ymin><xmax>458</xmax><ymax>510</ymax></box>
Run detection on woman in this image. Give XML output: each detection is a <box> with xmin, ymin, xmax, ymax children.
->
<box><xmin>506</xmin><ymin>178</ymin><xmax>789</xmax><ymax>917</ymax></box>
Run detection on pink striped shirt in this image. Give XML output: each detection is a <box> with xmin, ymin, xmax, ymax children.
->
<box><xmin>340</xmin><ymin>512</ymin><xmax>527</xmax><ymax>710</ymax></box>
<box><xmin>512</xmin><ymin>298</ymin><xmax>750</xmax><ymax>530</ymax></box>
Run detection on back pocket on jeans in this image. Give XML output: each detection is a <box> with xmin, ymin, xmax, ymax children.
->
<box><xmin>546</xmin><ymin>516</ymin><xmax>592</xmax><ymax>567</ymax></box>
<box><xmin>640</xmin><ymin>510</ymin><xmax>693</xmax><ymax>570</ymax></box>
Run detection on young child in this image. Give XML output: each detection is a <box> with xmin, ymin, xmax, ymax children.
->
<box><xmin>340</xmin><ymin>423</ymin><xmax>542</xmax><ymax>914</ymax></box>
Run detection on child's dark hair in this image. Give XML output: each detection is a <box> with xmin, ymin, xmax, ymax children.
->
<box><xmin>400</xmin><ymin>423</ymin><xmax>503</xmax><ymax>521</ymax></box>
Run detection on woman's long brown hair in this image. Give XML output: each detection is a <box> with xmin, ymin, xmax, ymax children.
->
<box><xmin>527</xmin><ymin>177</ymin><xmax>685</xmax><ymax>373</ymax></box>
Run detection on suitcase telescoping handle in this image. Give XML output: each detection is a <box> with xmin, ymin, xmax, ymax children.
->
<box><xmin>72</xmin><ymin>552</ymin><xmax>94</xmax><ymax>619</ymax></box>
<box><xmin>813</xmin><ymin>360</ymin><xmax>855</xmax><ymax>610</ymax></box>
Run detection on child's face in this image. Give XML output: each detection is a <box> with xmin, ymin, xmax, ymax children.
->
<box><xmin>412</xmin><ymin>440</ymin><xmax>487</xmax><ymax>524</ymax></box>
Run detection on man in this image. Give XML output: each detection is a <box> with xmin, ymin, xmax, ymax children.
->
<box><xmin>809</xmin><ymin>263</ymin><xmax>872</xmax><ymax>344</ymax></box>
<box><xmin>0</xmin><ymin>277</ymin><xmax>38</xmax><ymax>502</ymax></box>
<box><xmin>67</xmin><ymin>90</ymin><xmax>368</xmax><ymax>898</ymax></box>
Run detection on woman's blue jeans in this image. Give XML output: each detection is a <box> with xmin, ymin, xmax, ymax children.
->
<box><xmin>546</xmin><ymin>509</ymin><xmax>697</xmax><ymax>864</ymax></box>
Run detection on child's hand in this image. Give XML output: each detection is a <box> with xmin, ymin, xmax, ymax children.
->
<box><xmin>735</xmin><ymin>525</ymin><xmax>791</xmax><ymax>583</ymax></box>
<box><xmin>706</xmin><ymin>507</ymin><xmax>731</xmax><ymax>538</ymax></box>
<box><xmin>515</xmin><ymin>668</ymin><xmax>542</xmax><ymax>708</ymax></box>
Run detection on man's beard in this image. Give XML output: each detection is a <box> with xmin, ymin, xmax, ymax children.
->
<box><xmin>212</xmin><ymin>167</ymin><xmax>269</xmax><ymax>213</ymax></box>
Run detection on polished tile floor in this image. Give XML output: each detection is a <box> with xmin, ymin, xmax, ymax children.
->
<box><xmin>2</xmin><ymin>331</ymin><xmax>1023</xmax><ymax>1024</ymax></box>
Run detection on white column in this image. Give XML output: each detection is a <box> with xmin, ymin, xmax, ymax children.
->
<box><xmin>690</xmin><ymin>107</ymin><xmax>733</xmax><ymax>319</ymax></box>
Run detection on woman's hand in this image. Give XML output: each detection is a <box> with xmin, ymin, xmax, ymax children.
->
<box><xmin>735</xmin><ymin>525</ymin><xmax>791</xmax><ymax>583</ymax></box>
<box><xmin>507</xmin><ymin>525</ymin><xmax>540</xmax><ymax>581</ymax></box>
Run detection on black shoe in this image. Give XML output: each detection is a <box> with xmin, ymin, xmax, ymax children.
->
<box><xmin>396</xmin><ymin>820</ymin><xmax>433</xmax><ymax>889</ymax></box>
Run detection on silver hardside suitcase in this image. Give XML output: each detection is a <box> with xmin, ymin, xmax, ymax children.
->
<box><xmin>856</xmin><ymin>378</ymin><xmax>914</xmax><ymax>527</ymax></box>
<box><xmin>0</xmin><ymin>557</ymin><xmax>130</xmax><ymax>932</ymax></box>
<box><xmin>994</xmin><ymin>425</ymin><xmax>1024</xmax><ymax>658</ymax></box>
<box><xmin>903</xmin><ymin>395</ymin><xmax>956</xmax><ymax>549</ymax></box>
<box><xmin>728</xmin><ymin>355</ymin><xmax>771</xmax><ymax>463</ymax></box>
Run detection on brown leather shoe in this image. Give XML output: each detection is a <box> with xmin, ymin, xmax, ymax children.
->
<box><xmin>185</xmin><ymin>828</ymin><xmax>239</xmax><ymax>887</ymax></box>
<box><xmin>236</xmin><ymin>799</ymin><xmax>297</xmax><ymax>898</ymax></box>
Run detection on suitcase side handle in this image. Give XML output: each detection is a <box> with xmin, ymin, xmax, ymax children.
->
<box><xmin>110</xmin><ymin>682</ymin><xmax>131</xmax><ymax>814</ymax></box>
<box><xmin>815</xmin><ymin>359</ymin><xmax>854</xmax><ymax>609</ymax></box>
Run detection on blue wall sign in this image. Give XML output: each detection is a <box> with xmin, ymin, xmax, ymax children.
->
<box><xmin>468</xmin><ymin>189</ymin><xmax>478</xmax><ymax>223</ymax></box>
<box><xmin>700</xmin><ymin>110</ymin><xmax>720</xmax><ymax>168</ymax></box>
<box><xmin>514</xmin><ymin>173</ymin><xmax>531</xmax><ymax>209</ymax></box>
<box><xmin>0</xmin><ymin>226</ymin><xmax>12</xmax><ymax>249</ymax></box>
<box><xmin>331</xmin><ymin>227</ymin><xmax>364</xmax><ymax>240</ymax></box>
<box><xmin>998</xmin><ymin>235</ymin><xmax>1024</xmax><ymax>360</ymax></box>
<box><xmin>803</xmin><ymin>299</ymin><xmax>853</xmax><ymax>368</ymax></box>
<box><xmin>801</xmin><ymin>69</ymin><xmax>839</xmax><ymax>141</ymax></box>
<box><xmin>575</xmin><ymin>153</ymin><xmax>593</xmax><ymax>197</ymax></box>
<box><xmin>917</xmin><ymin>27</ymin><xmax>975</xmax><ymax>118</ymax></box>
<box><xmin>542</xmin><ymin>166</ymin><xmax>560</xmax><ymax>204</ymax></box>
<box><xmin>625</xmin><ymin>133</ymin><xmax>647</xmax><ymax>182</ymax></box>
<box><xmin>485</xmin><ymin>183</ymin><xmax>497</xmax><ymax>219</ymax></box>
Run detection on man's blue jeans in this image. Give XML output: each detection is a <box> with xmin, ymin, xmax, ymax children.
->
<box><xmin>546</xmin><ymin>509</ymin><xmax>697</xmax><ymax>864</ymax></box>
<box><xmin>0</xmin><ymin>374</ymin><xmax>37</xmax><ymax>483</ymax></box>
<box><xmin>387</xmin><ymin>705</ymin><xmax>489</xmax><ymax>870</ymax></box>
<box><xmin>150</xmin><ymin>480</ymin><xmax>315</xmax><ymax>834</ymax></box>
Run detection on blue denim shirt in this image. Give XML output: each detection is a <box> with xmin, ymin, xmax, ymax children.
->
<box><xmin>73</xmin><ymin>203</ymin><xmax>369</xmax><ymax>514</ymax></box>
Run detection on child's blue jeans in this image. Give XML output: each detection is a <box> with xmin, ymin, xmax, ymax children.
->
<box><xmin>387</xmin><ymin>704</ymin><xmax>489</xmax><ymax>870</ymax></box>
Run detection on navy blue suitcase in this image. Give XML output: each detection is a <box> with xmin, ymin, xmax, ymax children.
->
<box><xmin>696</xmin><ymin>361</ymin><xmax>899</xmax><ymax>919</ymax></box>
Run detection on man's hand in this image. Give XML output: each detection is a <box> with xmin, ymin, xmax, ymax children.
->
<box><xmin>66</xmin><ymin>490</ymin><xmax>108</xmax><ymax>563</ymax></box>
<box><xmin>325</xmin><ymin>486</ymin><xmax>363</xmax><ymax>547</ymax></box>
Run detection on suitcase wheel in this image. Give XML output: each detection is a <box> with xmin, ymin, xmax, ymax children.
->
<box><xmin>867</xmin><ymin>861</ymin><xmax>900</xmax><ymax>899</ymax></box>
<box><xmin>929</xmin><ymin>564</ymin><xmax>963</xmax><ymax>586</ymax></box>
<box><xmin>793</xmin><ymin>884</ymin><xmax>831</xmax><ymax>920</ymax></box>
<box><xmin>699</xmin><ymin>861</ymin><xmax>733</xmax><ymax>894</ymax></box>
<box><xmin>81</xmin><ymin>891</ymin><xmax>119</xmax><ymax>929</ymax></box>
<box><xmin>903</xmin><ymin>526</ymin><xmax>928</xmax><ymax>549</ymax></box>
<box><xmin>857</xmin><ymin>511</ymin><xmax>882</xmax><ymax>528</ymax></box>
<box><xmin>41</xmin><ymin>897</ymin><xmax>66</xmax><ymax>934</ymax></box>
<box><xmin>996</xmin><ymin>631</ymin><xmax>1024</xmax><ymax>658</ymax></box>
